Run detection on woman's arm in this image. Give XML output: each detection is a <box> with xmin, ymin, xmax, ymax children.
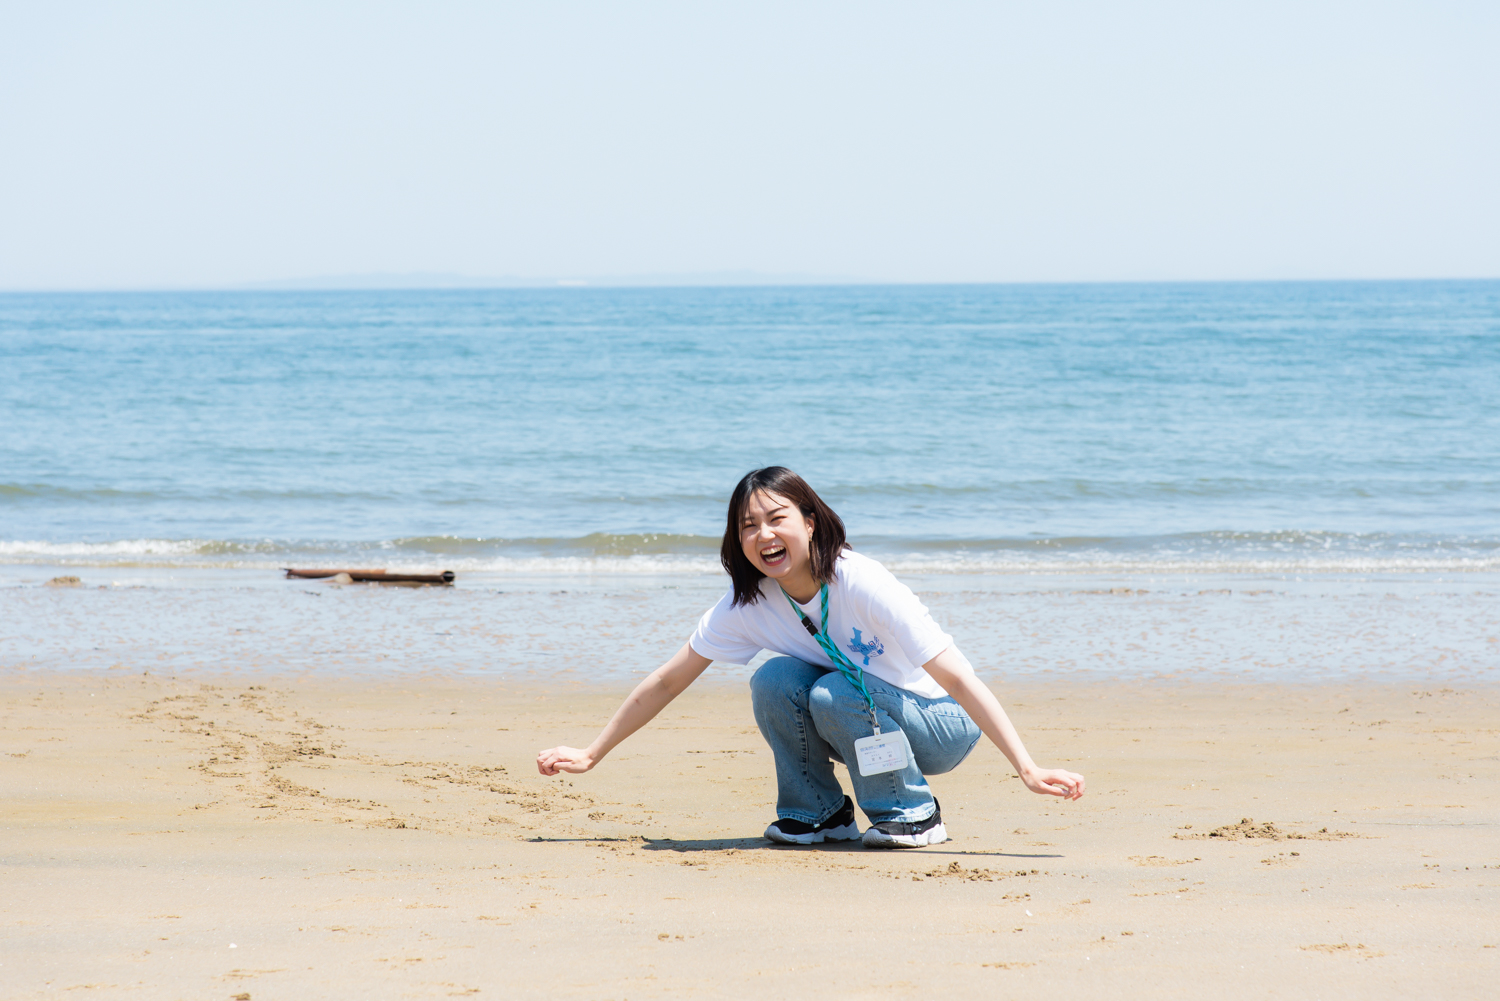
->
<box><xmin>536</xmin><ymin>642</ymin><xmax>713</xmax><ymax>776</ymax></box>
<box><xmin>922</xmin><ymin>646</ymin><xmax>1085</xmax><ymax>800</ymax></box>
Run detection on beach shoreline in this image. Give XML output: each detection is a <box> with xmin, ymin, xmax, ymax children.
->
<box><xmin>4</xmin><ymin>668</ymin><xmax>1496</xmax><ymax>998</ymax></box>
<box><xmin>4</xmin><ymin>570</ymin><xmax>1495</xmax><ymax>687</ymax></box>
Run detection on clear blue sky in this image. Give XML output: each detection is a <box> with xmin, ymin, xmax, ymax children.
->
<box><xmin>2</xmin><ymin>1</ymin><xmax>1496</xmax><ymax>289</ymax></box>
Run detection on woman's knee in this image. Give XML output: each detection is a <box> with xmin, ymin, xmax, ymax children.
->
<box><xmin>805</xmin><ymin>671</ymin><xmax>859</xmax><ymax>718</ymax></box>
<box><xmin>749</xmin><ymin>656</ymin><xmax>824</xmax><ymax>706</ymax></box>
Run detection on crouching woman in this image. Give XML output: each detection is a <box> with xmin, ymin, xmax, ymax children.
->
<box><xmin>537</xmin><ymin>467</ymin><xmax>1084</xmax><ymax>848</ymax></box>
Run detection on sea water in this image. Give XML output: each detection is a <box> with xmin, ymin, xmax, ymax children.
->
<box><xmin>3</xmin><ymin>282</ymin><xmax>1497</xmax><ymax>679</ymax></box>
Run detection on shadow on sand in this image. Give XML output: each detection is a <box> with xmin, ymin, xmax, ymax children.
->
<box><xmin>636</xmin><ymin>837</ymin><xmax>1064</xmax><ymax>858</ymax></box>
<box><xmin>525</xmin><ymin>836</ymin><xmax>1063</xmax><ymax>859</ymax></box>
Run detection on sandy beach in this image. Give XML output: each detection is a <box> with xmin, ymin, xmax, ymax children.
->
<box><xmin>7</xmin><ymin>4</ymin><xmax>1500</xmax><ymax>998</ymax></box>
<box><xmin>4</xmin><ymin>667</ymin><xmax>1496</xmax><ymax>999</ymax></box>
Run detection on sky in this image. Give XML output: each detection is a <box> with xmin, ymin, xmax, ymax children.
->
<box><xmin>1</xmin><ymin>1</ymin><xmax>1497</xmax><ymax>289</ymax></box>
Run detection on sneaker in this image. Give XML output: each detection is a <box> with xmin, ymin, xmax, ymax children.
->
<box><xmin>764</xmin><ymin>795</ymin><xmax>861</xmax><ymax>845</ymax></box>
<box><xmin>860</xmin><ymin>799</ymin><xmax>947</xmax><ymax>849</ymax></box>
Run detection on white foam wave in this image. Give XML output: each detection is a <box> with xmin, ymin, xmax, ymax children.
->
<box><xmin>0</xmin><ymin>540</ymin><xmax>723</xmax><ymax>574</ymax></box>
<box><xmin>0</xmin><ymin>538</ymin><xmax>212</xmax><ymax>558</ymax></box>
<box><xmin>878</xmin><ymin>553</ymin><xmax>1500</xmax><ymax>574</ymax></box>
<box><xmin>4</xmin><ymin>537</ymin><xmax>1498</xmax><ymax>576</ymax></box>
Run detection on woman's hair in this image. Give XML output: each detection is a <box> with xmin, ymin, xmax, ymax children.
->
<box><xmin>720</xmin><ymin>466</ymin><xmax>849</xmax><ymax>606</ymax></box>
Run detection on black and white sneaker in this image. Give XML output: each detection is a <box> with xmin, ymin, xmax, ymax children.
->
<box><xmin>764</xmin><ymin>795</ymin><xmax>861</xmax><ymax>845</ymax></box>
<box><xmin>861</xmin><ymin>799</ymin><xmax>948</xmax><ymax>849</ymax></box>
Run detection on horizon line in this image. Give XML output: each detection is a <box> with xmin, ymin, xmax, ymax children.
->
<box><xmin>3</xmin><ymin>273</ymin><xmax>1499</xmax><ymax>294</ymax></box>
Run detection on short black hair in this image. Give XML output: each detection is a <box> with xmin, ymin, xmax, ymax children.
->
<box><xmin>720</xmin><ymin>467</ymin><xmax>849</xmax><ymax>607</ymax></box>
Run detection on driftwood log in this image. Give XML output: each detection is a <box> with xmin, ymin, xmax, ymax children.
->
<box><xmin>283</xmin><ymin>569</ymin><xmax>455</xmax><ymax>584</ymax></box>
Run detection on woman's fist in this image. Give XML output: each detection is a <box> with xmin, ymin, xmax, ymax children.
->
<box><xmin>1019</xmin><ymin>766</ymin><xmax>1085</xmax><ymax>800</ymax></box>
<box><xmin>537</xmin><ymin>746</ymin><xmax>595</xmax><ymax>776</ymax></box>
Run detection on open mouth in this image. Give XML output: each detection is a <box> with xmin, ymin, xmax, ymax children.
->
<box><xmin>760</xmin><ymin>545</ymin><xmax>788</xmax><ymax>567</ymax></box>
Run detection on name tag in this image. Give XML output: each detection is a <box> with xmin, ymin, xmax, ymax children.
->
<box><xmin>853</xmin><ymin>731</ymin><xmax>908</xmax><ymax>776</ymax></box>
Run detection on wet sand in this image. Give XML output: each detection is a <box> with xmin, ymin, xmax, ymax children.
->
<box><xmin>6</xmin><ymin>572</ymin><xmax>1496</xmax><ymax>685</ymax></box>
<box><xmin>3</xmin><ymin>669</ymin><xmax>1497</xmax><ymax>999</ymax></box>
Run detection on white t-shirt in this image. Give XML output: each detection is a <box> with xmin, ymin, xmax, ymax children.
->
<box><xmin>689</xmin><ymin>550</ymin><xmax>954</xmax><ymax>699</ymax></box>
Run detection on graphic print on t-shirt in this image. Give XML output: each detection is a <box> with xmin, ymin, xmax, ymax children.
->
<box><xmin>846</xmin><ymin>628</ymin><xmax>885</xmax><ymax>666</ymax></box>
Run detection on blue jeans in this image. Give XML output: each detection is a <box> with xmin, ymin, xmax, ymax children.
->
<box><xmin>748</xmin><ymin>656</ymin><xmax>983</xmax><ymax>826</ymax></box>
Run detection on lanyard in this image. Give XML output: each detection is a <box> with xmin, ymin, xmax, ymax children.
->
<box><xmin>780</xmin><ymin>583</ymin><xmax>881</xmax><ymax>735</ymax></box>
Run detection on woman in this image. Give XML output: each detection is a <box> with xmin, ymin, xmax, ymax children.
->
<box><xmin>537</xmin><ymin>467</ymin><xmax>1084</xmax><ymax>849</ymax></box>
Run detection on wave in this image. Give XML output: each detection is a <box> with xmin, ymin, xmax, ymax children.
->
<box><xmin>384</xmin><ymin>532</ymin><xmax>720</xmax><ymax>556</ymax></box>
<box><xmin>0</xmin><ymin>483</ymin><xmax>421</xmax><ymax>503</ymax></box>
<box><xmin>2</xmin><ymin>531</ymin><xmax>1496</xmax><ymax>574</ymax></box>
<box><xmin>0</xmin><ymin>483</ymin><xmax>165</xmax><ymax>501</ymax></box>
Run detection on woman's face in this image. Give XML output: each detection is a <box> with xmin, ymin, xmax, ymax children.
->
<box><xmin>739</xmin><ymin>490</ymin><xmax>815</xmax><ymax>584</ymax></box>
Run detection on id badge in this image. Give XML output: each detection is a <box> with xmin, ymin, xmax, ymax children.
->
<box><xmin>853</xmin><ymin>731</ymin><xmax>908</xmax><ymax>776</ymax></box>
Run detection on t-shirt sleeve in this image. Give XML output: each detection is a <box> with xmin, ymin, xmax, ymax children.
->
<box><xmin>866</xmin><ymin>579</ymin><xmax>953</xmax><ymax>667</ymax></box>
<box><xmin>689</xmin><ymin>591</ymin><xmax>764</xmax><ymax>665</ymax></box>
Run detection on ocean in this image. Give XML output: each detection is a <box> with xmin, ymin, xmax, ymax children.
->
<box><xmin>3</xmin><ymin>281</ymin><xmax>1497</xmax><ymax>680</ymax></box>
<box><xmin>3</xmin><ymin>280</ymin><xmax>1497</xmax><ymax>575</ymax></box>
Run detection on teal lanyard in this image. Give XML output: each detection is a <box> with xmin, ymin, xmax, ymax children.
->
<box><xmin>781</xmin><ymin>583</ymin><xmax>881</xmax><ymax>734</ymax></box>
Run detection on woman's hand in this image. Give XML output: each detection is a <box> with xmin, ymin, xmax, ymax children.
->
<box><xmin>533</xmin><ymin>644</ymin><xmax>712</xmax><ymax>778</ymax></box>
<box><xmin>921</xmin><ymin>648</ymin><xmax>1086</xmax><ymax>803</ymax></box>
<box><xmin>537</xmin><ymin>746</ymin><xmax>596</xmax><ymax>776</ymax></box>
<box><xmin>1019</xmin><ymin>766</ymin><xmax>1085</xmax><ymax>800</ymax></box>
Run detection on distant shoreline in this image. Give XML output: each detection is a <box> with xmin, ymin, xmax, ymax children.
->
<box><xmin>3</xmin><ymin>275</ymin><xmax>1498</xmax><ymax>294</ymax></box>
